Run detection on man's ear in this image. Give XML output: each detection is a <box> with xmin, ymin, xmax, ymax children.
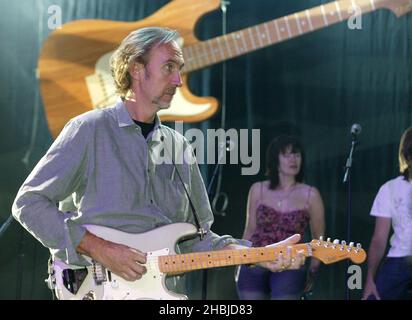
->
<box><xmin>130</xmin><ymin>62</ymin><xmax>144</xmax><ymax>79</ymax></box>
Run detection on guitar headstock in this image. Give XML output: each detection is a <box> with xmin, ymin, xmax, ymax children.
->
<box><xmin>379</xmin><ymin>0</ymin><xmax>412</xmax><ymax>17</ymax></box>
<box><xmin>309</xmin><ymin>237</ymin><xmax>367</xmax><ymax>265</ymax></box>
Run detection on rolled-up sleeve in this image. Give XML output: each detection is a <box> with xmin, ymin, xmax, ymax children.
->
<box><xmin>12</xmin><ymin>119</ymin><xmax>90</xmax><ymax>265</ymax></box>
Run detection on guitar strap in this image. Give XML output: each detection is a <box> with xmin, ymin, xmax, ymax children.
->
<box><xmin>159</xmin><ymin>133</ymin><xmax>207</xmax><ymax>240</ymax></box>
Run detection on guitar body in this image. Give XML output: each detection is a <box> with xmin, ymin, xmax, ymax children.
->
<box><xmin>51</xmin><ymin>223</ymin><xmax>198</xmax><ymax>300</ymax></box>
<box><xmin>39</xmin><ymin>0</ymin><xmax>220</xmax><ymax>138</ymax></box>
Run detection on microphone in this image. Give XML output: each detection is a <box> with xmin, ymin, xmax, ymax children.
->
<box><xmin>217</xmin><ymin>139</ymin><xmax>235</xmax><ymax>164</ymax></box>
<box><xmin>350</xmin><ymin>123</ymin><xmax>362</xmax><ymax>136</ymax></box>
<box><xmin>343</xmin><ymin>124</ymin><xmax>361</xmax><ymax>183</ymax></box>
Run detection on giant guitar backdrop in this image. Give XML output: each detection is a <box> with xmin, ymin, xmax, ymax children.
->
<box><xmin>38</xmin><ymin>0</ymin><xmax>411</xmax><ymax>138</ymax></box>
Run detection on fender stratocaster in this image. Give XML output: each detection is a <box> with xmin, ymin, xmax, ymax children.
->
<box><xmin>47</xmin><ymin>223</ymin><xmax>366</xmax><ymax>300</ymax></box>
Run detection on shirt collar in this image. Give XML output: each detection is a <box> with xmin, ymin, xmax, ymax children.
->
<box><xmin>150</xmin><ymin>119</ymin><xmax>164</xmax><ymax>143</ymax></box>
<box><xmin>115</xmin><ymin>99</ymin><xmax>134</xmax><ymax>128</ymax></box>
<box><xmin>114</xmin><ymin>98</ymin><xmax>164</xmax><ymax>142</ymax></box>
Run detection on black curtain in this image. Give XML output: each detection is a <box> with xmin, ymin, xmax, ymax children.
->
<box><xmin>0</xmin><ymin>0</ymin><xmax>411</xmax><ymax>299</ymax></box>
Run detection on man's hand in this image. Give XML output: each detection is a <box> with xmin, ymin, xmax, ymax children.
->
<box><xmin>258</xmin><ymin>234</ymin><xmax>306</xmax><ymax>272</ymax></box>
<box><xmin>77</xmin><ymin>230</ymin><xmax>147</xmax><ymax>282</ymax></box>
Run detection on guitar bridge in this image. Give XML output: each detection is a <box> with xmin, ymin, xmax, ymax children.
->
<box><xmin>92</xmin><ymin>260</ymin><xmax>107</xmax><ymax>285</ymax></box>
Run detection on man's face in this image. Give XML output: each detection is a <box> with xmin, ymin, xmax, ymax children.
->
<box><xmin>135</xmin><ymin>41</ymin><xmax>184</xmax><ymax>111</ymax></box>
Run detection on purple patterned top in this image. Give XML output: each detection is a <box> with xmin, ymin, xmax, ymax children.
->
<box><xmin>250</xmin><ymin>204</ymin><xmax>310</xmax><ymax>247</ymax></box>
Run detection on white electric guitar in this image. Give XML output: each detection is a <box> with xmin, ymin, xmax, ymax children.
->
<box><xmin>47</xmin><ymin>223</ymin><xmax>366</xmax><ymax>300</ymax></box>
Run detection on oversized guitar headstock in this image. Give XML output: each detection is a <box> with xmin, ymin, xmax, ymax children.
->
<box><xmin>309</xmin><ymin>237</ymin><xmax>367</xmax><ymax>264</ymax></box>
<box><xmin>379</xmin><ymin>0</ymin><xmax>412</xmax><ymax>17</ymax></box>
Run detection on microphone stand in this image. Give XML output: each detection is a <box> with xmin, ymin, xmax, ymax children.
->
<box><xmin>343</xmin><ymin>138</ymin><xmax>357</xmax><ymax>184</ymax></box>
<box><xmin>342</xmin><ymin>134</ymin><xmax>359</xmax><ymax>300</ymax></box>
<box><xmin>199</xmin><ymin>0</ymin><xmax>231</xmax><ymax>301</ymax></box>
<box><xmin>200</xmin><ymin>142</ymin><xmax>229</xmax><ymax>300</ymax></box>
<box><xmin>0</xmin><ymin>215</ymin><xmax>13</xmax><ymax>238</ymax></box>
<box><xmin>207</xmin><ymin>151</ymin><xmax>224</xmax><ymax>196</ymax></box>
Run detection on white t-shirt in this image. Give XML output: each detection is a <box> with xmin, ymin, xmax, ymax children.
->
<box><xmin>370</xmin><ymin>176</ymin><xmax>412</xmax><ymax>257</ymax></box>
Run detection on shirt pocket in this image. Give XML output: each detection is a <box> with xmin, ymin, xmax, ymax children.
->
<box><xmin>155</xmin><ymin>163</ymin><xmax>189</xmax><ymax>187</ymax></box>
<box><xmin>154</xmin><ymin>163</ymin><xmax>189</xmax><ymax>219</ymax></box>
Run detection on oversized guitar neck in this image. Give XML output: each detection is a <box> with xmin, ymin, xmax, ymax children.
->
<box><xmin>158</xmin><ymin>244</ymin><xmax>310</xmax><ymax>273</ymax></box>
<box><xmin>184</xmin><ymin>0</ymin><xmax>379</xmax><ymax>72</ymax></box>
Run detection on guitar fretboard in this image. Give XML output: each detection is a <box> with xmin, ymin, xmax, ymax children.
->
<box><xmin>157</xmin><ymin>238</ymin><xmax>367</xmax><ymax>273</ymax></box>
<box><xmin>183</xmin><ymin>0</ymin><xmax>379</xmax><ymax>73</ymax></box>
<box><xmin>158</xmin><ymin>244</ymin><xmax>310</xmax><ymax>273</ymax></box>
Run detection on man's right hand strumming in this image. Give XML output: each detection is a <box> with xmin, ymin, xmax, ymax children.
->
<box><xmin>77</xmin><ymin>230</ymin><xmax>147</xmax><ymax>281</ymax></box>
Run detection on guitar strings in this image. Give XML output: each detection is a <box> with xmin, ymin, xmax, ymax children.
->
<box><xmin>141</xmin><ymin>248</ymin><xmax>303</xmax><ymax>272</ymax></box>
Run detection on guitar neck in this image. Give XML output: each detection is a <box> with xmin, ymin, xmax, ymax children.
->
<box><xmin>183</xmin><ymin>0</ymin><xmax>380</xmax><ymax>72</ymax></box>
<box><xmin>158</xmin><ymin>244</ymin><xmax>310</xmax><ymax>273</ymax></box>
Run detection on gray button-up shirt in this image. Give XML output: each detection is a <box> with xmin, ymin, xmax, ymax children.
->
<box><xmin>12</xmin><ymin>100</ymin><xmax>247</xmax><ymax>266</ymax></box>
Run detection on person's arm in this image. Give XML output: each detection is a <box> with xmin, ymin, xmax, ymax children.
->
<box><xmin>225</xmin><ymin>234</ymin><xmax>305</xmax><ymax>271</ymax></box>
<box><xmin>13</xmin><ymin>119</ymin><xmax>152</xmax><ymax>281</ymax></box>
<box><xmin>226</xmin><ymin>182</ymin><xmax>305</xmax><ymax>271</ymax></box>
<box><xmin>76</xmin><ymin>230</ymin><xmax>147</xmax><ymax>281</ymax></box>
<box><xmin>226</xmin><ymin>183</ymin><xmax>305</xmax><ymax>272</ymax></box>
<box><xmin>242</xmin><ymin>182</ymin><xmax>260</xmax><ymax>240</ymax></box>
<box><xmin>12</xmin><ymin>119</ymin><xmax>91</xmax><ymax>265</ymax></box>
<box><xmin>304</xmin><ymin>187</ymin><xmax>325</xmax><ymax>292</ymax></box>
<box><xmin>362</xmin><ymin>216</ymin><xmax>391</xmax><ymax>300</ymax></box>
<box><xmin>177</xmin><ymin>144</ymin><xmax>305</xmax><ymax>272</ymax></box>
<box><xmin>308</xmin><ymin>187</ymin><xmax>325</xmax><ymax>272</ymax></box>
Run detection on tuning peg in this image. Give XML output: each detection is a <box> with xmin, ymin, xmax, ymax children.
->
<box><xmin>333</xmin><ymin>239</ymin><xmax>339</xmax><ymax>244</ymax></box>
<box><xmin>349</xmin><ymin>242</ymin><xmax>354</xmax><ymax>247</ymax></box>
<box><xmin>323</xmin><ymin>239</ymin><xmax>329</xmax><ymax>247</ymax></box>
<box><xmin>319</xmin><ymin>236</ymin><xmax>324</xmax><ymax>241</ymax></box>
<box><xmin>341</xmin><ymin>240</ymin><xmax>346</xmax><ymax>246</ymax></box>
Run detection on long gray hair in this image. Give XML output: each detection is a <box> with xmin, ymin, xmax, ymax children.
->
<box><xmin>110</xmin><ymin>27</ymin><xmax>179</xmax><ymax>98</ymax></box>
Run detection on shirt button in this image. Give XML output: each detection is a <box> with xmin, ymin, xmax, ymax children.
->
<box><xmin>150</xmin><ymin>199</ymin><xmax>154</xmax><ymax>204</ymax></box>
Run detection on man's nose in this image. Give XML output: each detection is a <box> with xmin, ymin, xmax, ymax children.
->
<box><xmin>172</xmin><ymin>71</ymin><xmax>183</xmax><ymax>87</ymax></box>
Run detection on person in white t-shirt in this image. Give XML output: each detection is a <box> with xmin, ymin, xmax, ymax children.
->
<box><xmin>362</xmin><ymin>127</ymin><xmax>412</xmax><ymax>300</ymax></box>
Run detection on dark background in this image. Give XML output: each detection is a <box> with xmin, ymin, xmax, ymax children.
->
<box><xmin>0</xmin><ymin>0</ymin><xmax>411</xmax><ymax>300</ymax></box>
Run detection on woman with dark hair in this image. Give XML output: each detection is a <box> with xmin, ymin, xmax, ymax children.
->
<box><xmin>362</xmin><ymin>127</ymin><xmax>412</xmax><ymax>300</ymax></box>
<box><xmin>236</xmin><ymin>134</ymin><xmax>325</xmax><ymax>300</ymax></box>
